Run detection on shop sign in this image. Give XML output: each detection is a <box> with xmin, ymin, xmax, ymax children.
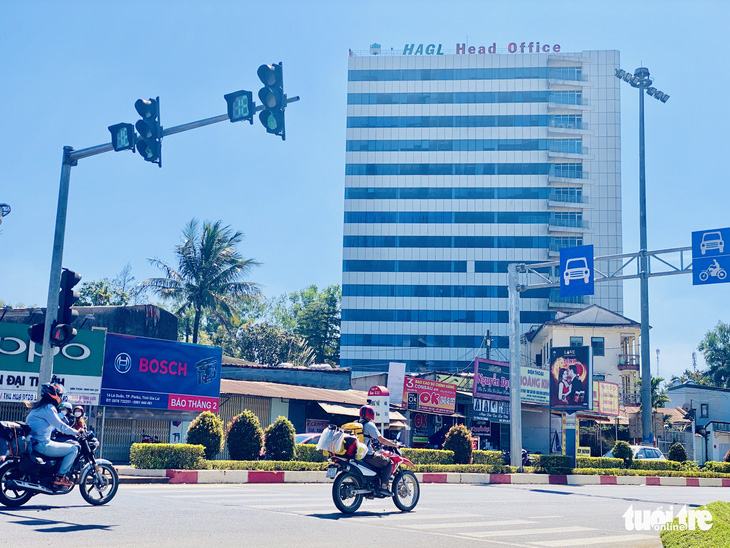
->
<box><xmin>471</xmin><ymin>420</ymin><xmax>491</xmax><ymax>435</ymax></box>
<box><xmin>0</xmin><ymin>322</ymin><xmax>105</xmax><ymax>405</ymax></box>
<box><xmin>521</xmin><ymin>367</ymin><xmax>549</xmax><ymax>405</ymax></box>
<box><xmin>100</xmin><ymin>334</ymin><xmax>222</xmax><ymax>412</ymax></box>
<box><xmin>473</xmin><ymin>398</ymin><xmax>510</xmax><ymax>423</ymax></box>
<box><xmin>403</xmin><ymin>377</ymin><xmax>456</xmax><ymax>414</ymax></box>
<box><xmin>306</xmin><ymin>419</ymin><xmax>329</xmax><ymax>433</ymax></box>
<box><xmin>549</xmin><ymin>346</ymin><xmax>592</xmax><ymax>411</ymax></box>
<box><xmin>592</xmin><ymin>381</ymin><xmax>619</xmax><ymax>416</ymax></box>
<box><xmin>473</xmin><ymin>358</ymin><xmax>510</xmax><ymax>401</ymax></box>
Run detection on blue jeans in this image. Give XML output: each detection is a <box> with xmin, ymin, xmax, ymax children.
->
<box><xmin>36</xmin><ymin>440</ymin><xmax>78</xmax><ymax>475</ymax></box>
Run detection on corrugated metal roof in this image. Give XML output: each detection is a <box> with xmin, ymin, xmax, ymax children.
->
<box><xmin>220</xmin><ymin>379</ymin><xmax>368</xmax><ymax>405</ymax></box>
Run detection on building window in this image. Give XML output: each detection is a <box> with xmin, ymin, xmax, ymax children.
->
<box><xmin>570</xmin><ymin>336</ymin><xmax>583</xmax><ymax>347</ymax></box>
<box><xmin>591</xmin><ymin>337</ymin><xmax>605</xmax><ymax>356</ymax></box>
<box><xmin>701</xmin><ymin>403</ymin><xmax>709</xmax><ymax>418</ymax></box>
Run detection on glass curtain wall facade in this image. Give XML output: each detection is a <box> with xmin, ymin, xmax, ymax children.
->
<box><xmin>342</xmin><ymin>50</ymin><xmax>622</xmax><ymax>374</ymax></box>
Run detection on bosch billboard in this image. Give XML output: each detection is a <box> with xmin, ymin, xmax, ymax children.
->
<box><xmin>100</xmin><ymin>333</ymin><xmax>222</xmax><ymax>412</ymax></box>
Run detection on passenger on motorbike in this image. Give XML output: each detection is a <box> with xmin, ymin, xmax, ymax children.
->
<box><xmin>58</xmin><ymin>402</ymin><xmax>74</xmax><ymax>426</ymax></box>
<box><xmin>26</xmin><ymin>384</ymin><xmax>80</xmax><ymax>487</ymax></box>
<box><xmin>359</xmin><ymin>405</ymin><xmax>400</xmax><ymax>496</ymax></box>
<box><xmin>72</xmin><ymin>406</ymin><xmax>87</xmax><ymax>431</ymax></box>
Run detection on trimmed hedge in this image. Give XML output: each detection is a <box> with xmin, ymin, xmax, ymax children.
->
<box><xmin>402</xmin><ymin>448</ymin><xmax>454</xmax><ymax>465</ymax></box>
<box><xmin>130</xmin><ymin>443</ymin><xmax>205</xmax><ymax>470</ymax></box>
<box><xmin>704</xmin><ymin>461</ymin><xmax>730</xmax><ymax>474</ymax></box>
<box><xmin>473</xmin><ymin>450</ymin><xmax>504</xmax><ymax>466</ymax></box>
<box><xmin>412</xmin><ymin>464</ymin><xmax>506</xmax><ymax>473</ymax></box>
<box><xmin>205</xmin><ymin>460</ymin><xmax>328</xmax><ymax>471</ymax></box>
<box><xmin>532</xmin><ymin>455</ymin><xmax>573</xmax><ymax>474</ymax></box>
<box><xmin>630</xmin><ymin>459</ymin><xmax>682</xmax><ymax>471</ymax></box>
<box><xmin>294</xmin><ymin>444</ymin><xmax>326</xmax><ymax>463</ymax></box>
<box><xmin>577</xmin><ymin>456</ymin><xmax>624</xmax><ymax>469</ymax></box>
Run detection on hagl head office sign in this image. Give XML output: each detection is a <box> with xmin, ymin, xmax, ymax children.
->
<box><xmin>100</xmin><ymin>334</ymin><xmax>222</xmax><ymax>412</ymax></box>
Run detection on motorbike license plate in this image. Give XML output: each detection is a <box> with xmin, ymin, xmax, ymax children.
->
<box><xmin>326</xmin><ymin>466</ymin><xmax>338</xmax><ymax>479</ymax></box>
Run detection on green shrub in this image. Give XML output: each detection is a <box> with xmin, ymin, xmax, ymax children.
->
<box><xmin>704</xmin><ymin>461</ymin><xmax>730</xmax><ymax>474</ymax></box>
<box><xmin>294</xmin><ymin>444</ymin><xmax>326</xmax><ymax>462</ymax></box>
<box><xmin>725</xmin><ymin>448</ymin><xmax>730</xmax><ymax>463</ymax></box>
<box><xmin>472</xmin><ymin>450</ymin><xmax>504</xmax><ymax>466</ymax></box>
<box><xmin>401</xmin><ymin>448</ymin><xmax>454</xmax><ymax>465</ymax></box>
<box><xmin>443</xmin><ymin>424</ymin><xmax>472</xmax><ymax>464</ymax></box>
<box><xmin>130</xmin><ymin>443</ymin><xmax>204</xmax><ymax>470</ymax></box>
<box><xmin>226</xmin><ymin>410</ymin><xmax>263</xmax><ymax>460</ymax></box>
<box><xmin>575</xmin><ymin>467</ymin><xmax>730</xmax><ymax>478</ymax></box>
<box><xmin>411</xmin><ymin>464</ymin><xmax>501</xmax><ymax>473</ymax></box>
<box><xmin>681</xmin><ymin>460</ymin><xmax>700</xmax><ymax>472</ymax></box>
<box><xmin>264</xmin><ymin>416</ymin><xmax>295</xmax><ymax>461</ymax></box>
<box><xmin>532</xmin><ymin>455</ymin><xmax>573</xmax><ymax>474</ymax></box>
<box><xmin>612</xmin><ymin>441</ymin><xmax>633</xmax><ymax>468</ymax></box>
<box><xmin>667</xmin><ymin>441</ymin><xmax>688</xmax><ymax>463</ymax></box>
<box><xmin>186</xmin><ymin>411</ymin><xmax>224</xmax><ymax>460</ymax></box>
<box><xmin>630</xmin><ymin>459</ymin><xmax>682</xmax><ymax>471</ymax></box>
<box><xmin>205</xmin><ymin>460</ymin><xmax>328</xmax><ymax>471</ymax></box>
<box><xmin>577</xmin><ymin>456</ymin><xmax>624</xmax><ymax>469</ymax></box>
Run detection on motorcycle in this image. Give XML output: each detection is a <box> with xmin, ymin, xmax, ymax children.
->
<box><xmin>327</xmin><ymin>444</ymin><xmax>420</xmax><ymax>514</ymax></box>
<box><xmin>0</xmin><ymin>426</ymin><xmax>119</xmax><ymax>507</ymax></box>
<box><xmin>699</xmin><ymin>261</ymin><xmax>727</xmax><ymax>282</ymax></box>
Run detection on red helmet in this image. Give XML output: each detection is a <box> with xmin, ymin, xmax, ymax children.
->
<box><xmin>359</xmin><ymin>405</ymin><xmax>375</xmax><ymax>421</ymax></box>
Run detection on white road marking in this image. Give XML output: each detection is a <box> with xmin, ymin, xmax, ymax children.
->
<box><xmin>403</xmin><ymin>519</ymin><xmax>534</xmax><ymax>530</ymax></box>
<box><xmin>465</xmin><ymin>526</ymin><xmax>593</xmax><ymax>538</ymax></box>
<box><xmin>529</xmin><ymin>534</ymin><xmax>657</xmax><ymax>546</ymax></box>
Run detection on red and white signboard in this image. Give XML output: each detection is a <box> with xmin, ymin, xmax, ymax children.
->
<box><xmin>368</xmin><ymin>385</ymin><xmax>390</xmax><ymax>425</ymax></box>
<box><xmin>403</xmin><ymin>377</ymin><xmax>456</xmax><ymax>414</ymax></box>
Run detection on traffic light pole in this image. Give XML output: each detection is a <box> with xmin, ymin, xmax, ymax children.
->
<box><xmin>37</xmin><ymin>96</ymin><xmax>300</xmax><ymax>396</ymax></box>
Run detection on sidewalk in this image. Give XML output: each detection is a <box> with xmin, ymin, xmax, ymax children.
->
<box><xmin>116</xmin><ymin>466</ymin><xmax>730</xmax><ymax>487</ymax></box>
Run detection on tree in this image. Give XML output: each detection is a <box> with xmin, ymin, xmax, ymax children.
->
<box><xmin>443</xmin><ymin>424</ymin><xmax>473</xmax><ymax>464</ymax></box>
<box><xmin>226</xmin><ymin>410</ymin><xmax>263</xmax><ymax>461</ymax></box>
<box><xmin>637</xmin><ymin>376</ymin><xmax>669</xmax><ymax>409</ymax></box>
<box><xmin>270</xmin><ymin>285</ymin><xmax>341</xmax><ymax>364</ymax></box>
<box><xmin>667</xmin><ymin>441</ymin><xmax>688</xmax><ymax>463</ymax></box>
<box><xmin>186</xmin><ymin>411</ymin><xmax>224</xmax><ymax>460</ymax></box>
<box><xmin>76</xmin><ymin>263</ymin><xmax>145</xmax><ymax>306</ymax></box>
<box><xmin>698</xmin><ymin>321</ymin><xmax>730</xmax><ymax>388</ymax></box>
<box><xmin>142</xmin><ymin>219</ymin><xmax>260</xmax><ymax>344</ymax></box>
<box><xmin>213</xmin><ymin>322</ymin><xmax>315</xmax><ymax>367</ymax></box>
<box><xmin>264</xmin><ymin>416</ymin><xmax>296</xmax><ymax>461</ymax></box>
<box><xmin>671</xmin><ymin>369</ymin><xmax>712</xmax><ymax>386</ymax></box>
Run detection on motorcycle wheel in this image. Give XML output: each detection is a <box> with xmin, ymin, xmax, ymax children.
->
<box><xmin>79</xmin><ymin>463</ymin><xmax>119</xmax><ymax>506</ymax></box>
<box><xmin>699</xmin><ymin>271</ymin><xmax>709</xmax><ymax>282</ymax></box>
<box><xmin>392</xmin><ymin>470</ymin><xmax>419</xmax><ymax>512</ymax></box>
<box><xmin>0</xmin><ymin>462</ymin><xmax>34</xmax><ymax>508</ymax></box>
<box><xmin>332</xmin><ymin>472</ymin><xmax>363</xmax><ymax>514</ymax></box>
<box><xmin>719</xmin><ymin>270</ymin><xmax>727</xmax><ymax>280</ymax></box>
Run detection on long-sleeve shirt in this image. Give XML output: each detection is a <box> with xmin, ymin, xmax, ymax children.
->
<box><xmin>27</xmin><ymin>403</ymin><xmax>77</xmax><ymax>445</ymax></box>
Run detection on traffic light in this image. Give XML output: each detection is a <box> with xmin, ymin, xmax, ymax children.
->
<box><xmin>108</xmin><ymin>123</ymin><xmax>136</xmax><ymax>151</ymax></box>
<box><xmin>28</xmin><ymin>323</ymin><xmax>45</xmax><ymax>346</ymax></box>
<box><xmin>224</xmin><ymin>90</ymin><xmax>254</xmax><ymax>124</ymax></box>
<box><xmin>257</xmin><ymin>63</ymin><xmax>286</xmax><ymax>139</ymax></box>
<box><xmin>134</xmin><ymin>97</ymin><xmax>162</xmax><ymax>166</ymax></box>
<box><xmin>54</xmin><ymin>268</ymin><xmax>81</xmax><ymax>346</ymax></box>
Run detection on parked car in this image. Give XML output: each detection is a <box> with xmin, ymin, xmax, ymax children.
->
<box><xmin>603</xmin><ymin>445</ymin><xmax>667</xmax><ymax>461</ymax></box>
<box><xmin>295</xmin><ymin>433</ymin><xmax>321</xmax><ymax>445</ymax></box>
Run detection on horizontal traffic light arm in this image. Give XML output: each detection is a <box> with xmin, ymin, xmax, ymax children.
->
<box><xmin>67</xmin><ymin>96</ymin><xmax>300</xmax><ymax>164</ymax></box>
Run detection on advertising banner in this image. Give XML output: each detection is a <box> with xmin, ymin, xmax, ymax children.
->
<box><xmin>592</xmin><ymin>381</ymin><xmax>619</xmax><ymax>416</ymax></box>
<box><xmin>367</xmin><ymin>385</ymin><xmax>390</xmax><ymax>425</ymax></box>
<box><xmin>0</xmin><ymin>322</ymin><xmax>105</xmax><ymax>405</ymax></box>
<box><xmin>550</xmin><ymin>346</ymin><xmax>592</xmax><ymax>411</ymax></box>
<box><xmin>473</xmin><ymin>397</ymin><xmax>510</xmax><ymax>423</ymax></box>
<box><xmin>520</xmin><ymin>367</ymin><xmax>550</xmax><ymax>405</ymax></box>
<box><xmin>473</xmin><ymin>358</ymin><xmax>510</xmax><ymax>401</ymax></box>
<box><xmin>100</xmin><ymin>334</ymin><xmax>222</xmax><ymax>412</ymax></box>
<box><xmin>402</xmin><ymin>376</ymin><xmax>456</xmax><ymax>414</ymax></box>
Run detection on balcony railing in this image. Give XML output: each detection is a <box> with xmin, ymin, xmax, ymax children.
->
<box><xmin>549</xmin><ymin>166</ymin><xmax>587</xmax><ymax>180</ymax></box>
<box><xmin>548</xmin><ymin>120</ymin><xmax>587</xmax><ymax>131</ymax></box>
<box><xmin>618</xmin><ymin>354</ymin><xmax>640</xmax><ymax>372</ymax></box>
<box><xmin>549</xmin><ymin>218</ymin><xmax>590</xmax><ymax>230</ymax></box>
<box><xmin>548</xmin><ymin>193</ymin><xmax>590</xmax><ymax>205</ymax></box>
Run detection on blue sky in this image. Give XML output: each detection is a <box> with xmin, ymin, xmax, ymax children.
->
<box><xmin>1</xmin><ymin>1</ymin><xmax>728</xmax><ymax>381</ymax></box>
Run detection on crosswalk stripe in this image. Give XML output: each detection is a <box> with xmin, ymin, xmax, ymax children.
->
<box><xmin>465</xmin><ymin>526</ymin><xmax>593</xmax><ymax>538</ymax></box>
<box><xmin>529</xmin><ymin>533</ymin><xmax>657</xmax><ymax>547</ymax></box>
<box><xmin>403</xmin><ymin>520</ymin><xmax>534</xmax><ymax>530</ymax></box>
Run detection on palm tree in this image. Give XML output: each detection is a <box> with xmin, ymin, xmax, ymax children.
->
<box><xmin>142</xmin><ymin>219</ymin><xmax>261</xmax><ymax>344</ymax></box>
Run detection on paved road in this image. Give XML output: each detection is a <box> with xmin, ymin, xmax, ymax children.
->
<box><xmin>0</xmin><ymin>483</ymin><xmax>727</xmax><ymax>547</ymax></box>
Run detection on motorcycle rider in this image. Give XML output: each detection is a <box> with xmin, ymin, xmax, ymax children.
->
<box><xmin>359</xmin><ymin>405</ymin><xmax>400</xmax><ymax>496</ymax></box>
<box><xmin>58</xmin><ymin>402</ymin><xmax>74</xmax><ymax>426</ymax></box>
<box><xmin>26</xmin><ymin>384</ymin><xmax>80</xmax><ymax>487</ymax></box>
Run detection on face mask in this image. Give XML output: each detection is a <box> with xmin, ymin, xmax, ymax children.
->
<box><xmin>61</xmin><ymin>410</ymin><xmax>68</xmax><ymax>415</ymax></box>
<box><xmin>74</xmin><ymin>412</ymin><xmax>83</xmax><ymax>418</ymax></box>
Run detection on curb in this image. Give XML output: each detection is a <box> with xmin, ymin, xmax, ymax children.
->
<box><xmin>124</xmin><ymin>469</ymin><xmax>730</xmax><ymax>487</ymax></box>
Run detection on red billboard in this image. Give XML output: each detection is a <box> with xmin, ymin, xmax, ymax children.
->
<box><xmin>402</xmin><ymin>377</ymin><xmax>456</xmax><ymax>414</ymax></box>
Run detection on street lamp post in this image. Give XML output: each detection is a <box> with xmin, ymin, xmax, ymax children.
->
<box><xmin>615</xmin><ymin>66</ymin><xmax>669</xmax><ymax>445</ymax></box>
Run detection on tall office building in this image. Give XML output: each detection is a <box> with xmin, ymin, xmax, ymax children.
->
<box><xmin>341</xmin><ymin>46</ymin><xmax>623</xmax><ymax>374</ymax></box>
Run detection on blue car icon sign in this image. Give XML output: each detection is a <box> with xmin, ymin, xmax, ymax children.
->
<box><xmin>563</xmin><ymin>257</ymin><xmax>590</xmax><ymax>285</ymax></box>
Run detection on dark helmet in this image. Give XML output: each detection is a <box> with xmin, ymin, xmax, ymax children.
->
<box><xmin>40</xmin><ymin>383</ymin><xmax>63</xmax><ymax>407</ymax></box>
<box><xmin>73</xmin><ymin>405</ymin><xmax>85</xmax><ymax>418</ymax></box>
<box><xmin>359</xmin><ymin>405</ymin><xmax>375</xmax><ymax>422</ymax></box>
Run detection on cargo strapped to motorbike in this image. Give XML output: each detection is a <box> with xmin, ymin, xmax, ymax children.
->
<box><xmin>0</xmin><ymin>421</ymin><xmax>31</xmax><ymax>458</ymax></box>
